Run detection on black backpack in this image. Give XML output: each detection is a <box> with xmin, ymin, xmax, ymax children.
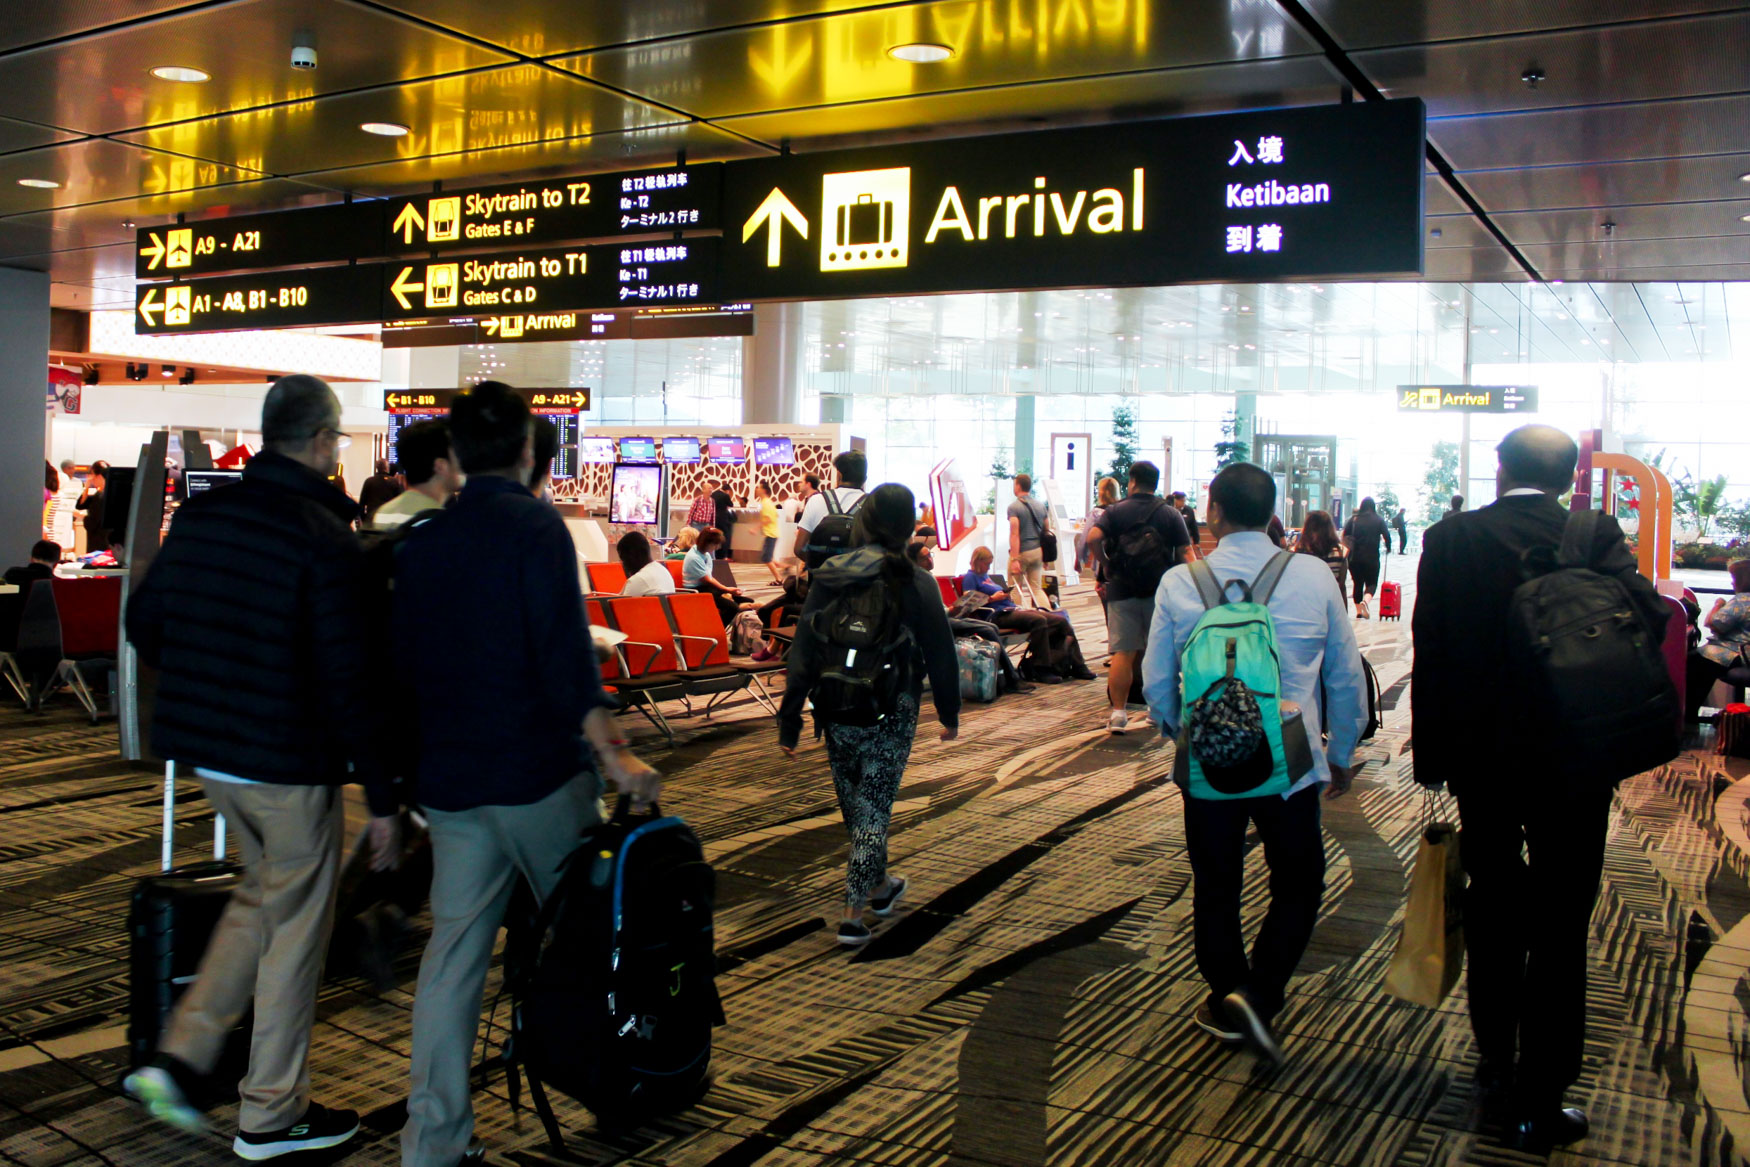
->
<box><xmin>804</xmin><ymin>490</ymin><xmax>864</xmax><ymax>570</ymax></box>
<box><xmin>1506</xmin><ymin>510</ymin><xmax>1678</xmax><ymax>784</ymax></box>
<box><xmin>1107</xmin><ymin>498</ymin><xmax>1176</xmax><ymax>594</ymax></box>
<box><xmin>808</xmin><ymin>568</ymin><xmax>913</xmax><ymax>728</ymax></box>
<box><xmin>502</xmin><ymin>799</ymin><xmax>723</xmax><ymax>1151</ymax></box>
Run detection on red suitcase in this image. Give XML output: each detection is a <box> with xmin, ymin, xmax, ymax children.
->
<box><xmin>1378</xmin><ymin>581</ymin><xmax>1402</xmax><ymax>620</ymax></box>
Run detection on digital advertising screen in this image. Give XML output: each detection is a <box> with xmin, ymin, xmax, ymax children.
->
<box><xmin>610</xmin><ymin>464</ymin><xmax>662</xmax><ymax>525</ymax></box>
<box><xmin>619</xmin><ymin>436</ymin><xmax>658</xmax><ymax>462</ymax></box>
<box><xmin>707</xmin><ymin>436</ymin><xmax>746</xmax><ymax>461</ymax></box>
<box><xmin>578</xmin><ymin>437</ymin><xmax>616</xmax><ymax>464</ymax></box>
<box><xmin>753</xmin><ymin>436</ymin><xmax>795</xmax><ymax>466</ymax></box>
<box><xmin>663</xmin><ymin>436</ymin><xmax>701</xmax><ymax>463</ymax></box>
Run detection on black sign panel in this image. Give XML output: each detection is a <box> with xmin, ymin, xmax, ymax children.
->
<box><xmin>382</xmin><ymin>163</ymin><xmax>720</xmax><ymax>254</ymax></box>
<box><xmin>134</xmin><ymin>204</ymin><xmax>382</xmax><ymax>279</ymax></box>
<box><xmin>719</xmin><ymin>100</ymin><xmax>1424</xmax><ymax>300</ymax></box>
<box><xmin>380</xmin><ymin>306</ymin><xmax>755</xmax><ymax>348</ymax></box>
<box><xmin>1396</xmin><ymin>384</ymin><xmax>1539</xmax><ymax>414</ymax></box>
<box><xmin>134</xmin><ymin>266</ymin><xmax>378</xmax><ymax>334</ymax></box>
<box><xmin>384</xmin><ymin>387</ymin><xmax>589</xmax><ymax>414</ymax></box>
<box><xmin>381</xmin><ymin>239</ymin><xmax>719</xmax><ymax>322</ymax></box>
<box><xmin>140</xmin><ymin>240</ymin><xmax>719</xmax><ymax>334</ymax></box>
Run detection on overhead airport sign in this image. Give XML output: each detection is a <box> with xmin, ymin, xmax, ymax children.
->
<box><xmin>136</xmin><ymin>239</ymin><xmax>720</xmax><ymax>334</ymax></box>
<box><xmin>1396</xmin><ymin>384</ymin><xmax>1539</xmax><ymax>414</ymax></box>
<box><xmin>384</xmin><ymin>387</ymin><xmax>589</xmax><ymax>415</ymax></box>
<box><xmin>134</xmin><ymin>204</ymin><xmax>380</xmax><ymax>279</ymax></box>
<box><xmin>134</xmin><ymin>163</ymin><xmax>719</xmax><ymax>278</ymax></box>
<box><xmin>720</xmin><ymin>99</ymin><xmax>1425</xmax><ymax>299</ymax></box>
<box><xmin>382</xmin><ymin>164</ymin><xmax>720</xmax><ymax>254</ymax></box>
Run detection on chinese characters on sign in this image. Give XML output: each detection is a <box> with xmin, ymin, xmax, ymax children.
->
<box><xmin>616</xmin><ymin>243</ymin><xmax>706</xmax><ymax>302</ymax></box>
<box><xmin>1223</xmin><ymin>134</ymin><xmax>1311</xmax><ymax>257</ymax></box>
<box><xmin>618</xmin><ymin>170</ymin><xmax>705</xmax><ymax>230</ymax></box>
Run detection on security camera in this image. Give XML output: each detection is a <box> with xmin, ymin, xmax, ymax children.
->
<box><xmin>291</xmin><ymin>31</ymin><xmax>317</xmax><ymax>70</ymax></box>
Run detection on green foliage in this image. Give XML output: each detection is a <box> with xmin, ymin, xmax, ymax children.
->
<box><xmin>1095</xmin><ymin>402</ymin><xmax>1141</xmax><ymax>485</ymax></box>
<box><xmin>1213</xmin><ymin>411</ymin><xmax>1249</xmax><ymax>471</ymax></box>
<box><xmin>1419</xmin><ymin>441</ymin><xmax>1460</xmax><ymax>524</ymax></box>
<box><xmin>1716</xmin><ymin>499</ymin><xmax>1750</xmax><ymax>541</ymax></box>
<box><xmin>983</xmin><ymin>448</ymin><xmax>1011</xmax><ymax>513</ymax></box>
<box><xmin>1376</xmin><ymin>486</ymin><xmax>1402</xmax><ymax>516</ymax></box>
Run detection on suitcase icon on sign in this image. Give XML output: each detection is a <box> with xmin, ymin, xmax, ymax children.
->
<box><xmin>821</xmin><ymin>167</ymin><xmax>910</xmax><ymax>272</ymax></box>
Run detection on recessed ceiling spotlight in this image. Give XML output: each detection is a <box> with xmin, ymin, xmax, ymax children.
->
<box><xmin>1739</xmin><ymin>172</ymin><xmax>1750</xmax><ymax>183</ymax></box>
<box><xmin>888</xmin><ymin>42</ymin><xmax>954</xmax><ymax>63</ymax></box>
<box><xmin>1740</xmin><ymin>212</ymin><xmax>1750</xmax><ymax>222</ymax></box>
<box><xmin>17</xmin><ymin>178</ymin><xmax>59</xmax><ymax>189</ymax></box>
<box><xmin>151</xmin><ymin>65</ymin><xmax>210</xmax><ymax>83</ymax></box>
<box><xmin>360</xmin><ymin>121</ymin><xmax>411</xmax><ymax>137</ymax></box>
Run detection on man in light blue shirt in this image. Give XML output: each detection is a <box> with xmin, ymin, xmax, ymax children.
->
<box><xmin>1142</xmin><ymin>462</ymin><xmax>1367</xmax><ymax>1066</ymax></box>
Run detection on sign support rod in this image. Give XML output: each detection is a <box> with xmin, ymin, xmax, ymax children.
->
<box><xmin>1460</xmin><ymin>306</ymin><xmax>1472</xmax><ymax>502</ymax></box>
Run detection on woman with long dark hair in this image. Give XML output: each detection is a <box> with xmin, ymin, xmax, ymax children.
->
<box><xmin>778</xmin><ymin>483</ymin><xmax>962</xmax><ymax>947</ymax></box>
<box><xmin>1296</xmin><ymin>510</ymin><xmax>1348</xmax><ymax>610</ymax></box>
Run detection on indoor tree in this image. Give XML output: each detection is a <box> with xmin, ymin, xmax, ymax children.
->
<box><xmin>1213</xmin><ymin>411</ymin><xmax>1249</xmax><ymax>471</ymax></box>
<box><xmin>1419</xmin><ymin>441</ymin><xmax>1460</xmax><ymax>523</ymax></box>
<box><xmin>1095</xmin><ymin>401</ymin><xmax>1140</xmax><ymax>485</ymax></box>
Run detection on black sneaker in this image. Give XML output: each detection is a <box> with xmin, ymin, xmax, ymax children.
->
<box><xmin>233</xmin><ymin>1102</ymin><xmax>360</xmax><ymax>1161</ymax></box>
<box><xmin>869</xmin><ymin>875</ymin><xmax>908</xmax><ymax>917</ymax></box>
<box><xmin>1222</xmin><ymin>990</ymin><xmax>1285</xmax><ymax>1068</ymax></box>
<box><xmin>1193</xmin><ymin>1001</ymin><xmax>1244</xmax><ymax>1045</ymax></box>
<box><xmin>837</xmin><ymin>920</ymin><xmax>873</xmax><ymax>947</ymax></box>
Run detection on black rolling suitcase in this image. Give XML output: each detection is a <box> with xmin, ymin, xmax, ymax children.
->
<box><xmin>127</xmin><ymin>760</ymin><xmax>246</xmax><ymax>1073</ymax></box>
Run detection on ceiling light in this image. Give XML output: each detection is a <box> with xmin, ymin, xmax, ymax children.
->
<box><xmin>1739</xmin><ymin>172</ymin><xmax>1750</xmax><ymax>183</ymax></box>
<box><xmin>17</xmin><ymin>178</ymin><xmax>59</xmax><ymax>189</ymax></box>
<box><xmin>360</xmin><ymin>121</ymin><xmax>411</xmax><ymax>137</ymax></box>
<box><xmin>1740</xmin><ymin>213</ymin><xmax>1750</xmax><ymax>223</ymax></box>
<box><xmin>151</xmin><ymin>65</ymin><xmax>210</xmax><ymax>83</ymax></box>
<box><xmin>887</xmin><ymin>43</ymin><xmax>954</xmax><ymax>63</ymax></box>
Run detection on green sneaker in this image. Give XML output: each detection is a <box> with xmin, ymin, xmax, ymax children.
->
<box><xmin>122</xmin><ymin>1060</ymin><xmax>205</xmax><ymax>1135</ymax></box>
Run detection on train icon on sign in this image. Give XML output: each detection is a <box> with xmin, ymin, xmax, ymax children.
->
<box><xmin>427</xmin><ymin>197</ymin><xmax>461</xmax><ymax>243</ymax></box>
<box><xmin>820</xmin><ymin>167</ymin><xmax>910</xmax><ymax>272</ymax></box>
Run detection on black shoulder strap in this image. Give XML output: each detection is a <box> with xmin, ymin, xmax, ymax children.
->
<box><xmin>824</xmin><ymin>490</ymin><xmax>843</xmax><ymax>517</ymax></box>
<box><xmin>1558</xmin><ymin>508</ymin><xmax>1599</xmax><ymax>570</ymax></box>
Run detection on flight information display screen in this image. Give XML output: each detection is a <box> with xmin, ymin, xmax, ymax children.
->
<box><xmin>707</xmin><ymin>436</ymin><xmax>746</xmax><ymax>461</ymax></box>
<box><xmin>578</xmin><ymin>436</ymin><xmax>616</xmax><ymax>463</ymax></box>
<box><xmin>550</xmin><ymin>416</ymin><xmax>580</xmax><ymax>480</ymax></box>
<box><xmin>663</xmin><ymin>436</ymin><xmax>701</xmax><ymax>463</ymax></box>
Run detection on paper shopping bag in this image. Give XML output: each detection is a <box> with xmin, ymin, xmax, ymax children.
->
<box><xmin>1383</xmin><ymin>821</ymin><xmax>1464</xmax><ymax>1007</ymax></box>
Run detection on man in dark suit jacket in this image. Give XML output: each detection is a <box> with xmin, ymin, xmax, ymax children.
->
<box><xmin>1413</xmin><ymin>425</ymin><xmax>1668</xmax><ymax>1152</ymax></box>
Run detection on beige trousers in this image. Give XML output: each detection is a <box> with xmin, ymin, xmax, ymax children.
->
<box><xmin>160</xmin><ymin>780</ymin><xmax>342</xmax><ymax>1132</ymax></box>
<box><xmin>1017</xmin><ymin>548</ymin><xmax>1047</xmax><ymax>602</ymax></box>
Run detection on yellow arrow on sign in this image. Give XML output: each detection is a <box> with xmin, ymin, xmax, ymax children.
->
<box><xmin>389</xmin><ymin>266</ymin><xmax>425</xmax><ymax>311</ymax></box>
<box><xmin>569</xmin><ymin>391</ymin><xmax>587</xmax><ymax>407</ymax></box>
<box><xmin>139</xmin><ymin>232</ymin><xmax>166</xmax><ymax>271</ymax></box>
<box><xmin>750</xmin><ymin>25</ymin><xmax>812</xmax><ymax>92</ymax></box>
<box><xmin>742</xmin><ymin>187</ymin><xmax>808</xmax><ymax>267</ymax></box>
<box><xmin>482</xmin><ymin>317</ymin><xmax>500</xmax><ymax>337</ymax></box>
<box><xmin>138</xmin><ymin>287</ymin><xmax>163</xmax><ymax>327</ymax></box>
<box><xmin>392</xmin><ymin>203</ymin><xmax>425</xmax><ymax>245</ymax></box>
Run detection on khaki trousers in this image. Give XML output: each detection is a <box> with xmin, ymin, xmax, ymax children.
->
<box><xmin>160</xmin><ymin>780</ymin><xmax>342</xmax><ymax>1132</ymax></box>
<box><xmin>1017</xmin><ymin>548</ymin><xmax>1047</xmax><ymax>601</ymax></box>
<box><xmin>401</xmin><ymin>776</ymin><xmax>601</xmax><ymax>1167</ymax></box>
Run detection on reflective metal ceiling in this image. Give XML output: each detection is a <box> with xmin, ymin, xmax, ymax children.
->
<box><xmin>0</xmin><ymin>0</ymin><xmax>1745</xmax><ymax>308</ymax></box>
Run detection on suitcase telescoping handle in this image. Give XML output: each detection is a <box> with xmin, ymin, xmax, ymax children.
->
<box><xmin>161</xmin><ymin>760</ymin><xmax>227</xmax><ymax>874</ymax></box>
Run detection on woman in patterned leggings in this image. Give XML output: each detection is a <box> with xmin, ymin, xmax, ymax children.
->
<box><xmin>778</xmin><ymin>483</ymin><xmax>963</xmax><ymax>946</ymax></box>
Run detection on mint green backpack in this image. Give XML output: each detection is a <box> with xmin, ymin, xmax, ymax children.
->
<box><xmin>1173</xmin><ymin>552</ymin><xmax>1313</xmax><ymax>801</ymax></box>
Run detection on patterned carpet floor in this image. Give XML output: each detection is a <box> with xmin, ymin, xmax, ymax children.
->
<box><xmin>0</xmin><ymin>554</ymin><xmax>1745</xmax><ymax>1166</ymax></box>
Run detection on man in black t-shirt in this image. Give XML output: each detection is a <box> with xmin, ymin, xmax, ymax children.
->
<box><xmin>711</xmin><ymin>480</ymin><xmax>736</xmax><ymax>536</ymax></box>
<box><xmin>1087</xmin><ymin>461</ymin><xmax>1189</xmax><ymax>734</ymax></box>
<box><xmin>1170</xmin><ymin>491</ymin><xmax>1201</xmax><ymax>550</ymax></box>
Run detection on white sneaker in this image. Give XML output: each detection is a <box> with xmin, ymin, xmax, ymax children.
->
<box><xmin>1107</xmin><ymin>709</ymin><xmax>1129</xmax><ymax>735</ymax></box>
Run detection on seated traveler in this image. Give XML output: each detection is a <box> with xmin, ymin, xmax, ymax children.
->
<box><xmin>4</xmin><ymin>540</ymin><xmax>59</xmax><ymax>589</ymax></box>
<box><xmin>1688</xmin><ymin>558</ymin><xmax>1750</xmax><ymax>719</ymax></box>
<box><xmin>667</xmin><ymin>526</ymin><xmax>698</xmax><ymax>560</ymax></box>
<box><xmin>617</xmin><ymin>531</ymin><xmax>675</xmax><ymax>597</ymax></box>
<box><xmin>684</xmin><ymin>527</ymin><xmax>751</xmax><ymax>622</ymax></box>
<box><xmin>960</xmin><ymin>548</ymin><xmax>1094</xmax><ymax>683</ymax></box>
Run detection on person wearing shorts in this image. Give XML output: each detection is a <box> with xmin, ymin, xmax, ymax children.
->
<box><xmin>754</xmin><ymin>481</ymin><xmax>784</xmax><ymax>584</ymax></box>
<box><xmin>1085</xmin><ymin>461</ymin><xmax>1189</xmax><ymax>735</ymax></box>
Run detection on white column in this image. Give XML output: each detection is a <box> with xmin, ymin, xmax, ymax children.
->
<box><xmin>0</xmin><ymin>268</ymin><xmax>50</xmax><ymax>549</ymax></box>
<box><xmin>741</xmin><ymin>301</ymin><xmax>803</xmax><ymax>425</ymax></box>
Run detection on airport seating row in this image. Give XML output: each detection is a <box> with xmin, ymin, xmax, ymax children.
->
<box><xmin>0</xmin><ymin>576</ymin><xmax>120</xmax><ymax>721</ymax></box>
<box><xmin>585</xmin><ymin>592</ymin><xmax>784</xmax><ymax>742</ymax></box>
